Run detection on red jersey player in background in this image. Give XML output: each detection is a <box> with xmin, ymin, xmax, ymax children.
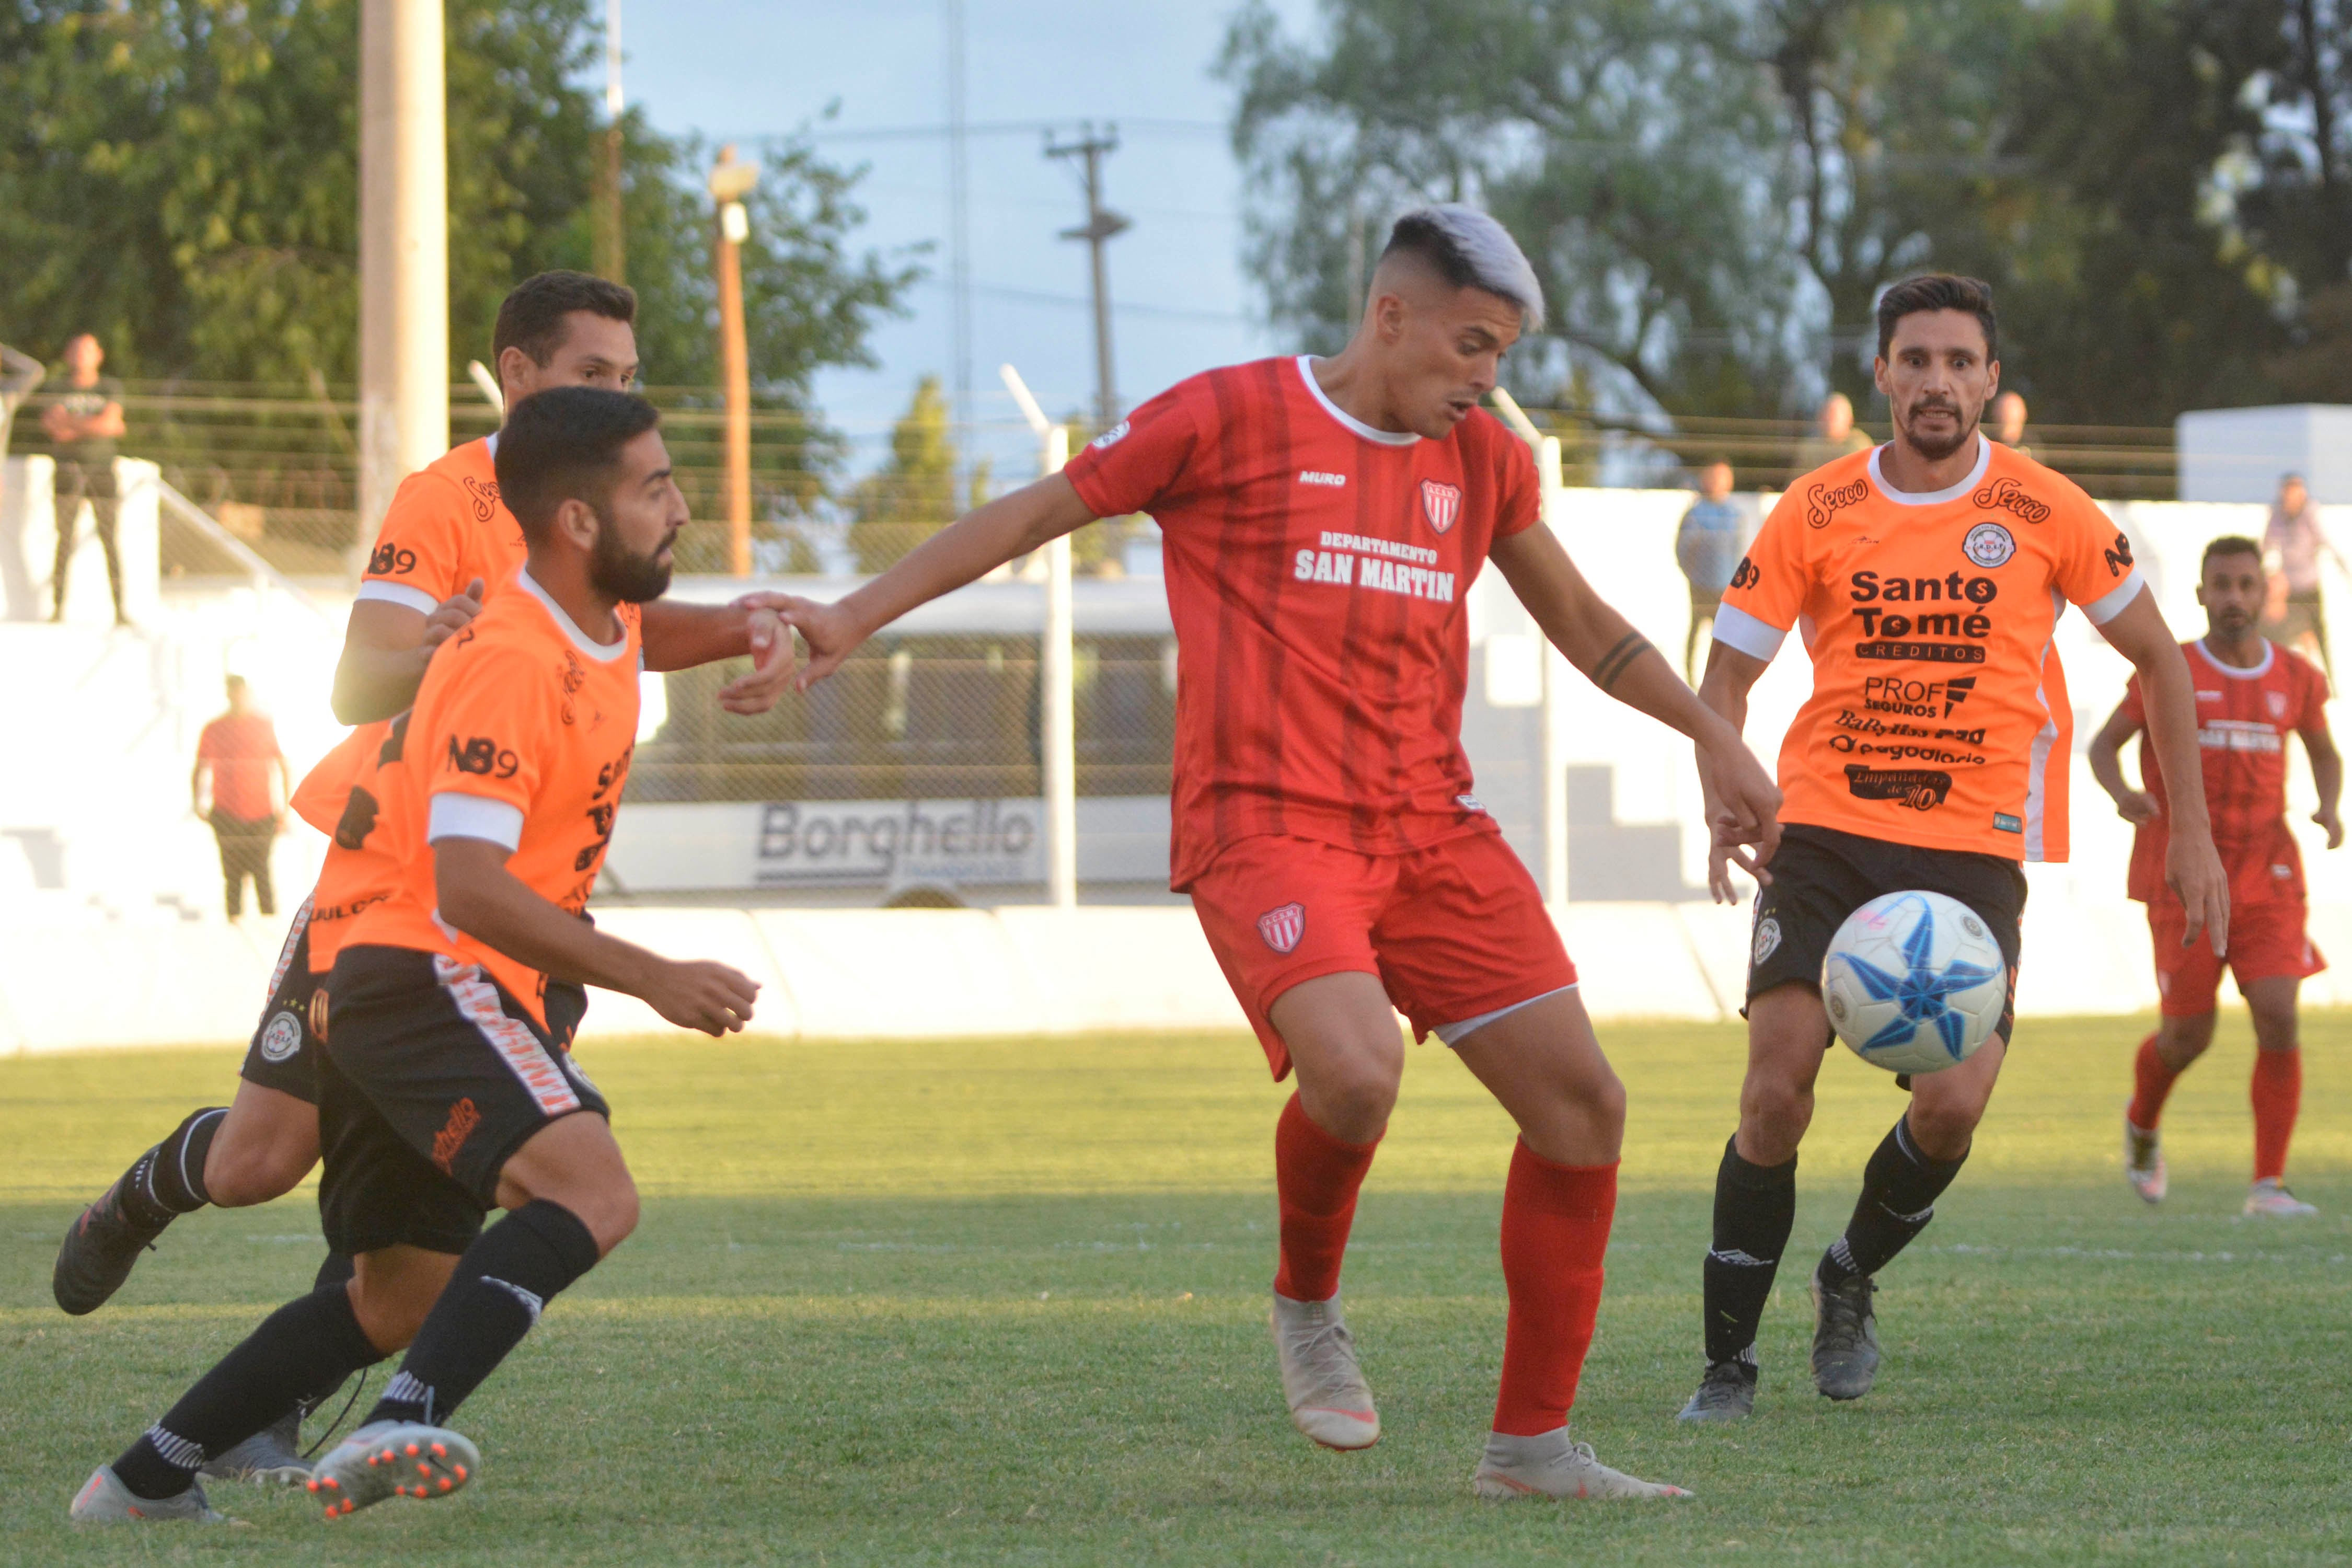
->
<box><xmin>2090</xmin><ymin>534</ymin><xmax>2342</xmax><ymax>1215</ymax></box>
<box><xmin>780</xmin><ymin>207</ymin><xmax>1781</xmax><ymax>1502</ymax></box>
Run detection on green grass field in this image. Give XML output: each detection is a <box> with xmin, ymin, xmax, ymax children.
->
<box><xmin>5</xmin><ymin>1013</ymin><xmax>2350</xmax><ymax>1565</ymax></box>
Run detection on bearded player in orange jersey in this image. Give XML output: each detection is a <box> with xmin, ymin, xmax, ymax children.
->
<box><xmin>1675</xmin><ymin>274</ymin><xmax>2230</xmax><ymax>1423</ymax></box>
<box><xmin>781</xmin><ymin>206</ymin><xmax>1783</xmax><ymax>1501</ymax></box>
<box><xmin>2089</xmin><ymin>535</ymin><xmax>2342</xmax><ymax>1216</ymax></box>
<box><xmin>52</xmin><ymin>273</ymin><xmax>793</xmax><ymax>1482</ymax></box>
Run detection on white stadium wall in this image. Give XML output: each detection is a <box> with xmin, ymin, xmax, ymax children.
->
<box><xmin>5</xmin><ymin>485</ymin><xmax>2352</xmax><ymax>1051</ymax></box>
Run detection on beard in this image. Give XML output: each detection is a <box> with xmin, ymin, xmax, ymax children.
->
<box><xmin>1900</xmin><ymin>399</ymin><xmax>1979</xmax><ymax>462</ymax></box>
<box><xmin>588</xmin><ymin>508</ymin><xmax>675</xmax><ymax>604</ymax></box>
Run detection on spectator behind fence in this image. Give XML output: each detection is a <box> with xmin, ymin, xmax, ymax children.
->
<box><xmin>192</xmin><ymin>675</ymin><xmax>291</xmax><ymax>920</ymax></box>
<box><xmin>1674</xmin><ymin>458</ymin><xmax>1751</xmax><ymax>682</ymax></box>
<box><xmin>0</xmin><ymin>337</ymin><xmax>43</xmax><ymax>518</ymax></box>
<box><xmin>1792</xmin><ymin>390</ymin><xmax>1872</xmax><ymax>477</ymax></box>
<box><xmin>1992</xmin><ymin>390</ymin><xmax>2032</xmax><ymax>458</ymax></box>
<box><xmin>39</xmin><ymin>332</ymin><xmax>128</xmax><ymax>626</ymax></box>
<box><xmin>2264</xmin><ymin>471</ymin><xmax>2343</xmax><ymax>681</ymax></box>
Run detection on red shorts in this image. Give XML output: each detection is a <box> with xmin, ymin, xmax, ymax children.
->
<box><xmin>1188</xmin><ymin>831</ymin><xmax>1577</xmax><ymax>1080</ymax></box>
<box><xmin>2149</xmin><ymin>898</ymin><xmax>2325</xmax><ymax>1017</ymax></box>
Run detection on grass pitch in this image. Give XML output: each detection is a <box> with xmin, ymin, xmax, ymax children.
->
<box><xmin>4</xmin><ymin>1013</ymin><xmax>2350</xmax><ymax>1565</ymax></box>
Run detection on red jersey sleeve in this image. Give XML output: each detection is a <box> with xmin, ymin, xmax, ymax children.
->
<box><xmin>196</xmin><ymin>718</ymin><xmax>225</xmax><ymax>764</ymax></box>
<box><xmin>2116</xmin><ymin>671</ymin><xmax>2147</xmax><ymax>730</ymax></box>
<box><xmin>2048</xmin><ymin>488</ymin><xmax>2145</xmax><ymax>624</ymax></box>
<box><xmin>1710</xmin><ymin>491</ymin><xmax>1809</xmax><ymax>660</ymax></box>
<box><xmin>419</xmin><ymin>639</ymin><xmax>551</xmax><ymax>847</ymax></box>
<box><xmin>358</xmin><ymin>469</ymin><xmax>473</xmax><ymax>614</ymax></box>
<box><xmin>1062</xmin><ymin>383</ymin><xmax>1203</xmax><ymax>522</ymax></box>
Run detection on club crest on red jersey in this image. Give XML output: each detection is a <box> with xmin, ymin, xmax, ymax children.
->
<box><xmin>1257</xmin><ymin>902</ymin><xmax>1306</xmax><ymax>954</ymax></box>
<box><xmin>1419</xmin><ymin>479</ymin><xmax>1462</xmax><ymax>536</ymax></box>
<box><xmin>2268</xmin><ymin>690</ymin><xmax>2290</xmax><ymax>720</ymax></box>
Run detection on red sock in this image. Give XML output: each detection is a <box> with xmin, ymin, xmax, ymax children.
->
<box><xmin>2127</xmin><ymin>1034</ymin><xmax>2181</xmax><ymax>1129</ymax></box>
<box><xmin>2252</xmin><ymin>1050</ymin><xmax>2302</xmax><ymax>1184</ymax></box>
<box><xmin>1271</xmin><ymin>1092</ymin><xmax>1379</xmax><ymax>1302</ymax></box>
<box><xmin>1491</xmin><ymin>1142</ymin><xmax>1618</xmax><ymax>1437</ymax></box>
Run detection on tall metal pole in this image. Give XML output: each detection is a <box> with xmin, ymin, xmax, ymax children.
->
<box><xmin>597</xmin><ymin>0</ymin><xmax>625</xmax><ymax>283</ymax></box>
<box><xmin>1040</xmin><ymin>423</ymin><xmax>1077</xmax><ymax>908</ymax></box>
<box><xmin>944</xmin><ymin>0</ymin><xmax>971</xmax><ymax>460</ymax></box>
<box><xmin>357</xmin><ymin>0</ymin><xmax>448</xmax><ymax>569</ymax></box>
<box><xmin>709</xmin><ymin>146</ymin><xmax>758</xmax><ymax>576</ymax></box>
<box><xmin>1046</xmin><ymin>125</ymin><xmax>1128</xmax><ymax>430</ymax></box>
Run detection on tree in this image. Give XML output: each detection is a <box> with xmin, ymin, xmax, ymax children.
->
<box><xmin>846</xmin><ymin>376</ymin><xmax>990</xmax><ymax>574</ymax></box>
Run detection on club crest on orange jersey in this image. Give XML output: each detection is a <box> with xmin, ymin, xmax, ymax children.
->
<box><xmin>1420</xmin><ymin>479</ymin><xmax>1462</xmax><ymax>536</ymax></box>
<box><xmin>1257</xmin><ymin>902</ymin><xmax>1305</xmax><ymax>953</ymax></box>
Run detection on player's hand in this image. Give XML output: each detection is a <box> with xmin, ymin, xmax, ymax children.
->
<box><xmin>1697</xmin><ymin>735</ymin><xmax>1782</xmax><ymax>904</ymax></box>
<box><xmin>2165</xmin><ymin>829</ymin><xmax>2231</xmax><ymax>958</ymax></box>
<box><xmin>420</xmin><ymin>578</ymin><xmax>487</xmax><ymax>652</ymax></box>
<box><xmin>642</xmin><ymin>959</ymin><xmax>760</xmax><ymax>1037</ymax></box>
<box><xmin>776</xmin><ymin>596</ymin><xmax>866</xmax><ymax>692</ymax></box>
<box><xmin>713</xmin><ymin>604</ymin><xmax>795</xmax><ymax>715</ymax></box>
<box><xmin>2113</xmin><ymin>788</ymin><xmax>2161</xmax><ymax>826</ymax></box>
<box><xmin>2316</xmin><ymin>804</ymin><xmax>2345</xmax><ymax>850</ymax></box>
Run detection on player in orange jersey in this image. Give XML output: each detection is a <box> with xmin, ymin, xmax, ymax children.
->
<box><xmin>780</xmin><ymin>207</ymin><xmax>1782</xmax><ymax>1502</ymax></box>
<box><xmin>71</xmin><ymin>387</ymin><xmax>761</xmax><ymax>1525</ymax></box>
<box><xmin>2090</xmin><ymin>535</ymin><xmax>2342</xmax><ymax>1215</ymax></box>
<box><xmin>54</xmin><ymin>275</ymin><xmax>792</xmax><ymax>1476</ymax></box>
<box><xmin>1675</xmin><ymin>274</ymin><xmax>2230</xmax><ymax>1424</ymax></box>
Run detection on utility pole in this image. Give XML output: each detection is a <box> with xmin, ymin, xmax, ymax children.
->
<box><xmin>596</xmin><ymin>0</ymin><xmax>625</xmax><ymax>283</ymax></box>
<box><xmin>1045</xmin><ymin>124</ymin><xmax>1129</xmax><ymax>430</ymax></box>
<box><xmin>944</xmin><ymin>0</ymin><xmax>971</xmax><ymax>463</ymax></box>
<box><xmin>356</xmin><ymin>0</ymin><xmax>448</xmax><ymax>570</ymax></box>
<box><xmin>709</xmin><ymin>146</ymin><xmax>759</xmax><ymax>575</ymax></box>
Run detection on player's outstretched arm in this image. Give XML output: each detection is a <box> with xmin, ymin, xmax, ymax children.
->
<box><xmin>331</xmin><ymin>579</ymin><xmax>487</xmax><ymax>724</ymax></box>
<box><xmin>781</xmin><ymin>474</ymin><xmax>1098</xmax><ymax>690</ymax></box>
<box><xmin>434</xmin><ymin>837</ymin><xmax>759</xmax><ymax>1036</ymax></box>
<box><xmin>1489</xmin><ymin>523</ymin><xmax>1782</xmax><ymax>903</ymax></box>
<box><xmin>2302</xmin><ymin>718</ymin><xmax>2344</xmax><ymax>849</ymax></box>
<box><xmin>2085</xmin><ymin>701</ymin><xmax>2159</xmax><ymax>824</ymax></box>
<box><xmin>2099</xmin><ymin>587</ymin><xmax>2229</xmax><ymax>953</ymax></box>
<box><xmin>640</xmin><ymin>603</ymin><xmax>793</xmax><ymax>714</ymax></box>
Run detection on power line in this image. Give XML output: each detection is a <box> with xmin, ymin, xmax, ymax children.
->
<box><xmin>735</xmin><ymin>117</ymin><xmax>1225</xmax><ymax>144</ymax></box>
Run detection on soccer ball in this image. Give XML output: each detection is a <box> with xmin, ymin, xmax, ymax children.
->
<box><xmin>1820</xmin><ymin>890</ymin><xmax>2008</xmax><ymax>1076</ymax></box>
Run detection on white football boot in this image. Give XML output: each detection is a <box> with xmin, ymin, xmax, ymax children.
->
<box><xmin>1472</xmin><ymin>1429</ymin><xmax>1694</xmax><ymax>1501</ymax></box>
<box><xmin>2123</xmin><ymin>1115</ymin><xmax>2167</xmax><ymax>1204</ymax></box>
<box><xmin>306</xmin><ymin>1421</ymin><xmax>478</xmax><ymax>1519</ymax></box>
<box><xmin>68</xmin><ymin>1466</ymin><xmax>232</xmax><ymax>1524</ymax></box>
<box><xmin>2244</xmin><ymin>1179</ymin><xmax>2318</xmax><ymax>1218</ymax></box>
<box><xmin>1270</xmin><ymin>1292</ymin><xmax>1380</xmax><ymax>1450</ymax></box>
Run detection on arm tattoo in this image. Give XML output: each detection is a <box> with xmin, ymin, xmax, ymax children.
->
<box><xmin>1592</xmin><ymin>631</ymin><xmax>1653</xmax><ymax>694</ymax></box>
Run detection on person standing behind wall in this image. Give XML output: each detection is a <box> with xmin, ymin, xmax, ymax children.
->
<box><xmin>39</xmin><ymin>333</ymin><xmax>128</xmax><ymax>627</ymax></box>
<box><xmin>2264</xmin><ymin>472</ymin><xmax>2342</xmax><ymax>683</ymax></box>
<box><xmin>1674</xmin><ymin>458</ymin><xmax>1749</xmax><ymax>682</ymax></box>
<box><xmin>1791</xmin><ymin>391</ymin><xmax>1872</xmax><ymax>478</ymax></box>
<box><xmin>193</xmin><ymin>675</ymin><xmax>291</xmax><ymax>920</ymax></box>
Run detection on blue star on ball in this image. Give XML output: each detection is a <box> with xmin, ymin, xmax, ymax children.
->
<box><xmin>1839</xmin><ymin>895</ymin><xmax>2004</xmax><ymax>1060</ymax></box>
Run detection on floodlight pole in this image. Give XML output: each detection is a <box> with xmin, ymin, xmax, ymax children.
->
<box><xmin>1045</xmin><ymin>125</ymin><xmax>1128</xmax><ymax>429</ymax></box>
<box><xmin>597</xmin><ymin>0</ymin><xmax>625</xmax><ymax>283</ymax></box>
<box><xmin>709</xmin><ymin>146</ymin><xmax>759</xmax><ymax>575</ymax></box>
<box><xmin>1004</xmin><ymin>364</ymin><xmax>1079</xmax><ymax>909</ymax></box>
<box><xmin>356</xmin><ymin>0</ymin><xmax>449</xmax><ymax>570</ymax></box>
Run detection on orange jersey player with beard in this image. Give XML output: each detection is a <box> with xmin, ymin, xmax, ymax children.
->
<box><xmin>2091</xmin><ymin>535</ymin><xmax>2343</xmax><ymax>1216</ymax></box>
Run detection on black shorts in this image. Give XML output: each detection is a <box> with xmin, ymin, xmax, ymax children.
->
<box><xmin>238</xmin><ymin>898</ymin><xmax>327</xmax><ymax>1104</ymax></box>
<box><xmin>1748</xmin><ymin>823</ymin><xmax>2026</xmax><ymax>1046</ymax></box>
<box><xmin>319</xmin><ymin>945</ymin><xmax>606</xmax><ymax>1258</ymax></box>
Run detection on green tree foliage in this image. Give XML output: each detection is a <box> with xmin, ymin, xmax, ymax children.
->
<box><xmin>1223</xmin><ymin>0</ymin><xmax>2352</xmax><ymax>424</ymax></box>
<box><xmin>846</xmin><ymin>376</ymin><xmax>988</xmax><ymax>574</ymax></box>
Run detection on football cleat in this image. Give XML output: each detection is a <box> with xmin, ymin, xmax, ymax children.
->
<box><xmin>1675</xmin><ymin>1359</ymin><xmax>1758</xmax><ymax>1423</ymax></box>
<box><xmin>2245</xmin><ymin>1180</ymin><xmax>2318</xmax><ymax>1218</ymax></box>
<box><xmin>1472</xmin><ymin>1429</ymin><xmax>1693</xmax><ymax>1501</ymax></box>
<box><xmin>202</xmin><ymin>1410</ymin><xmax>310</xmax><ymax>1485</ymax></box>
<box><xmin>68</xmin><ymin>1465</ymin><xmax>230</xmax><ymax>1524</ymax></box>
<box><xmin>1270</xmin><ymin>1292</ymin><xmax>1380</xmax><ymax>1450</ymax></box>
<box><xmin>2123</xmin><ymin>1115</ymin><xmax>2167</xmax><ymax>1204</ymax></box>
<box><xmin>1809</xmin><ymin>1265</ymin><xmax>1881</xmax><ymax>1401</ymax></box>
<box><xmin>305</xmin><ymin>1421</ymin><xmax>478</xmax><ymax>1519</ymax></box>
<box><xmin>52</xmin><ymin>1179</ymin><xmax>168</xmax><ymax>1316</ymax></box>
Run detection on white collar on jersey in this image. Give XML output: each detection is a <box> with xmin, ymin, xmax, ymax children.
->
<box><xmin>484</xmin><ymin>431</ymin><xmax>499</xmax><ymax>459</ymax></box>
<box><xmin>2194</xmin><ymin>636</ymin><xmax>2276</xmax><ymax>680</ymax></box>
<box><xmin>515</xmin><ymin>566</ymin><xmax>631</xmax><ymax>662</ymax></box>
<box><xmin>1293</xmin><ymin>355</ymin><xmax>1421</xmax><ymax>447</ymax></box>
<box><xmin>1866</xmin><ymin>432</ymin><xmax>1991</xmax><ymax>506</ymax></box>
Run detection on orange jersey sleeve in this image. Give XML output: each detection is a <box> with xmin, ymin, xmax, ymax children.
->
<box><xmin>289</xmin><ymin>725</ymin><xmax>378</xmax><ymax>836</ymax></box>
<box><xmin>355</xmin><ymin>439</ymin><xmax>524</xmax><ymax>614</ymax></box>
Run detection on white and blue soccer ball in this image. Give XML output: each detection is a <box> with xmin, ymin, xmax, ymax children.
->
<box><xmin>1820</xmin><ymin>890</ymin><xmax>2008</xmax><ymax>1076</ymax></box>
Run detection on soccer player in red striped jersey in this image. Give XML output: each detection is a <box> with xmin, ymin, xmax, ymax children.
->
<box><xmin>781</xmin><ymin>206</ymin><xmax>1781</xmax><ymax>1502</ymax></box>
<box><xmin>2089</xmin><ymin>534</ymin><xmax>2342</xmax><ymax>1215</ymax></box>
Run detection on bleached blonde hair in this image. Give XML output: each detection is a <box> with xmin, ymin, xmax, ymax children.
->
<box><xmin>1381</xmin><ymin>204</ymin><xmax>1546</xmax><ymax>332</ymax></box>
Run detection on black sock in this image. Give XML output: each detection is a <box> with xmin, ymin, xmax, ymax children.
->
<box><xmin>111</xmin><ymin>1281</ymin><xmax>386</xmax><ymax>1499</ymax></box>
<box><xmin>1702</xmin><ymin>1136</ymin><xmax>1797</xmax><ymax>1369</ymax></box>
<box><xmin>366</xmin><ymin>1200</ymin><xmax>600</xmax><ymax>1428</ymax></box>
<box><xmin>1820</xmin><ymin>1115</ymin><xmax>1967</xmax><ymax>1286</ymax></box>
<box><xmin>113</xmin><ymin>1108</ymin><xmax>228</xmax><ymax>1231</ymax></box>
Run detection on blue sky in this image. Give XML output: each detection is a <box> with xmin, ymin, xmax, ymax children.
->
<box><xmin>619</xmin><ymin>0</ymin><xmax>1319</xmax><ymax>488</ymax></box>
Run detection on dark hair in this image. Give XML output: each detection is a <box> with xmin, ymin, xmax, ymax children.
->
<box><xmin>493</xmin><ymin>387</ymin><xmax>662</xmax><ymax>543</ymax></box>
<box><xmin>493</xmin><ymin>270</ymin><xmax>637</xmax><ymax>368</ymax></box>
<box><xmin>2200</xmin><ymin>535</ymin><xmax>2263</xmax><ymax>574</ymax></box>
<box><xmin>1875</xmin><ymin>273</ymin><xmax>1997</xmax><ymax>361</ymax></box>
